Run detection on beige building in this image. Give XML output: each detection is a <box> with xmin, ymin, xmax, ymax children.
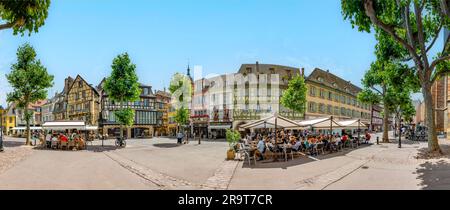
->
<box><xmin>304</xmin><ymin>68</ymin><xmax>371</xmax><ymax>123</ymax></box>
<box><xmin>66</xmin><ymin>75</ymin><xmax>100</xmax><ymax>126</ymax></box>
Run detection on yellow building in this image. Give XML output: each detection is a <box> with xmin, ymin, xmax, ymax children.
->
<box><xmin>304</xmin><ymin>68</ymin><xmax>371</xmax><ymax>123</ymax></box>
<box><xmin>167</xmin><ymin>104</ymin><xmax>177</xmax><ymax>137</ymax></box>
<box><xmin>1</xmin><ymin>104</ymin><xmax>16</xmax><ymax>136</ymax></box>
<box><xmin>0</xmin><ymin>106</ymin><xmax>4</xmax><ymax>135</ymax></box>
<box><xmin>66</xmin><ymin>75</ymin><xmax>100</xmax><ymax>126</ymax></box>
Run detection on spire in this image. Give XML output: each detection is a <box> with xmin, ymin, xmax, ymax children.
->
<box><xmin>187</xmin><ymin>62</ymin><xmax>191</xmax><ymax>78</ymax></box>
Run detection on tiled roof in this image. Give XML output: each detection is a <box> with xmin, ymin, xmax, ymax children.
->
<box><xmin>237</xmin><ymin>63</ymin><xmax>301</xmax><ymax>76</ymax></box>
<box><xmin>306</xmin><ymin>68</ymin><xmax>362</xmax><ymax>96</ymax></box>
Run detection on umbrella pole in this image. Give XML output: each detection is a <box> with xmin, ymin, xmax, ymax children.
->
<box><xmin>358</xmin><ymin>119</ymin><xmax>361</xmax><ymax>144</ymax></box>
<box><xmin>330</xmin><ymin>116</ymin><xmax>333</xmax><ymax>135</ymax></box>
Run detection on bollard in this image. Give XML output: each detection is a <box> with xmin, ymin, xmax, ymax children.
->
<box><xmin>377</xmin><ymin>136</ymin><xmax>379</xmax><ymax>145</ymax></box>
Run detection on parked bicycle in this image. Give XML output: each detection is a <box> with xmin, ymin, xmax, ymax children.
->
<box><xmin>115</xmin><ymin>137</ymin><xmax>127</xmax><ymax>148</ymax></box>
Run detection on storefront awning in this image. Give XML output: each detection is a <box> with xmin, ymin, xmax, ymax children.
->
<box><xmin>42</xmin><ymin>121</ymin><xmax>88</xmax><ymax>130</ymax></box>
<box><xmin>338</xmin><ymin>120</ymin><xmax>368</xmax><ymax>128</ymax></box>
<box><xmin>241</xmin><ymin>113</ymin><xmax>304</xmax><ymax>129</ymax></box>
<box><xmin>209</xmin><ymin>125</ymin><xmax>232</xmax><ymax>130</ymax></box>
<box><xmin>298</xmin><ymin>117</ymin><xmax>342</xmax><ymax>129</ymax></box>
<box><xmin>12</xmin><ymin>127</ymin><xmax>42</xmax><ymax>130</ymax></box>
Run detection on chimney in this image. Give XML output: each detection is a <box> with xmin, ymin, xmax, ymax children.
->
<box><xmin>301</xmin><ymin>68</ymin><xmax>305</xmax><ymax>76</ymax></box>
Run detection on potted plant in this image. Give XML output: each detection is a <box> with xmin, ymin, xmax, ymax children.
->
<box><xmin>226</xmin><ymin>129</ymin><xmax>241</xmax><ymax>160</ymax></box>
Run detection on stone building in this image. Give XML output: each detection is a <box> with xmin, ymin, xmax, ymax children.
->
<box><xmin>370</xmin><ymin>104</ymin><xmax>383</xmax><ymax>132</ymax></box>
<box><xmin>53</xmin><ymin>77</ymin><xmax>74</xmax><ymax>121</ymax></box>
<box><xmin>191</xmin><ymin>62</ymin><xmax>302</xmax><ymax>138</ymax></box>
<box><xmin>304</xmin><ymin>68</ymin><xmax>371</xmax><ymax>123</ymax></box>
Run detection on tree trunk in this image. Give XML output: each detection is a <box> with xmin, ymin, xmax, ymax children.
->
<box><xmin>120</xmin><ymin>124</ymin><xmax>124</xmax><ymax>140</ymax></box>
<box><xmin>422</xmin><ymin>82</ymin><xmax>442</xmax><ymax>154</ymax></box>
<box><xmin>382</xmin><ymin>100</ymin><xmax>390</xmax><ymax>143</ymax></box>
<box><xmin>25</xmin><ymin>114</ymin><xmax>31</xmax><ymax>146</ymax></box>
<box><xmin>397</xmin><ymin>112</ymin><xmax>402</xmax><ymax>148</ymax></box>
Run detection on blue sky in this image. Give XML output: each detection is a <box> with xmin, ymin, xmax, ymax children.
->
<box><xmin>0</xmin><ymin>0</ymin><xmax>444</xmax><ymax>107</ymax></box>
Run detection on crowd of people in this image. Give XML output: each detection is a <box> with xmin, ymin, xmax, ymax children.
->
<box><xmin>243</xmin><ymin>129</ymin><xmax>372</xmax><ymax>161</ymax></box>
<box><xmin>38</xmin><ymin>129</ymin><xmax>86</xmax><ymax>150</ymax></box>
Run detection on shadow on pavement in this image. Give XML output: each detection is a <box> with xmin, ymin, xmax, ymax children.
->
<box><xmin>2</xmin><ymin>140</ymin><xmax>26</xmax><ymax>148</ymax></box>
<box><xmin>416</xmin><ymin>160</ymin><xmax>450</xmax><ymax>190</ymax></box>
<box><xmin>241</xmin><ymin>144</ymin><xmax>372</xmax><ymax>169</ymax></box>
<box><xmin>152</xmin><ymin>143</ymin><xmax>182</xmax><ymax>148</ymax></box>
<box><xmin>32</xmin><ymin>145</ymin><xmax>122</xmax><ymax>152</ymax></box>
<box><xmin>415</xmin><ymin>144</ymin><xmax>450</xmax><ymax>190</ymax></box>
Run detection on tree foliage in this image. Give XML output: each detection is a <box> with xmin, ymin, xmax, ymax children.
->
<box><xmin>342</xmin><ymin>0</ymin><xmax>449</xmax><ymax>153</ymax></box>
<box><xmin>174</xmin><ymin>107</ymin><xmax>189</xmax><ymax>126</ymax></box>
<box><xmin>114</xmin><ymin>108</ymin><xmax>135</xmax><ymax>127</ymax></box>
<box><xmin>104</xmin><ymin>53</ymin><xmax>141</xmax><ymax>138</ymax></box>
<box><xmin>226</xmin><ymin>129</ymin><xmax>241</xmax><ymax>151</ymax></box>
<box><xmin>280</xmin><ymin>75</ymin><xmax>307</xmax><ymax>114</ymax></box>
<box><xmin>6</xmin><ymin>43</ymin><xmax>53</xmax><ymax>144</ymax></box>
<box><xmin>0</xmin><ymin>0</ymin><xmax>51</xmax><ymax>35</ymax></box>
<box><xmin>104</xmin><ymin>53</ymin><xmax>141</xmax><ymax>104</ymax></box>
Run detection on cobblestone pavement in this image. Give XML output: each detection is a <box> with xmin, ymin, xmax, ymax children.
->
<box><xmin>0</xmin><ymin>138</ymin><xmax>33</xmax><ymax>175</ymax></box>
<box><xmin>104</xmin><ymin>151</ymin><xmax>200</xmax><ymax>190</ymax></box>
<box><xmin>105</xmin><ymin>150</ymin><xmax>239</xmax><ymax>190</ymax></box>
<box><xmin>201</xmin><ymin>160</ymin><xmax>239</xmax><ymax>190</ymax></box>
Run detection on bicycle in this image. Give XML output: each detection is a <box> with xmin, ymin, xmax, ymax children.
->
<box><xmin>115</xmin><ymin>137</ymin><xmax>127</xmax><ymax>148</ymax></box>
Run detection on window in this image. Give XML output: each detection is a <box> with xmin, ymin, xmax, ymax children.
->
<box><xmin>341</xmin><ymin>107</ymin><xmax>346</xmax><ymax>116</ymax></box>
<box><xmin>309</xmin><ymin>86</ymin><xmax>316</xmax><ymax>97</ymax></box>
<box><xmin>309</xmin><ymin>102</ymin><xmax>316</xmax><ymax>113</ymax></box>
<box><xmin>328</xmin><ymin>91</ymin><xmax>333</xmax><ymax>100</ymax></box>
<box><xmin>320</xmin><ymin>89</ymin><xmax>325</xmax><ymax>99</ymax></box>
<box><xmin>319</xmin><ymin>103</ymin><xmax>325</xmax><ymax>113</ymax></box>
<box><xmin>341</xmin><ymin>95</ymin><xmax>345</xmax><ymax>103</ymax></box>
<box><xmin>317</xmin><ymin>77</ymin><xmax>324</xmax><ymax>82</ymax></box>
<box><xmin>334</xmin><ymin>106</ymin><xmax>339</xmax><ymax>115</ymax></box>
<box><xmin>79</xmin><ymin>81</ymin><xmax>83</xmax><ymax>88</ymax></box>
<box><xmin>327</xmin><ymin>105</ymin><xmax>332</xmax><ymax>114</ymax></box>
<box><xmin>82</xmin><ymin>91</ymin><xmax>86</xmax><ymax>99</ymax></box>
<box><xmin>9</xmin><ymin>117</ymin><xmax>13</xmax><ymax>123</ymax></box>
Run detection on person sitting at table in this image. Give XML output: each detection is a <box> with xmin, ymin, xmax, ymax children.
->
<box><xmin>341</xmin><ymin>134</ymin><xmax>348</xmax><ymax>143</ymax></box>
<box><xmin>364</xmin><ymin>131</ymin><xmax>371</xmax><ymax>144</ymax></box>
<box><xmin>76</xmin><ymin>136</ymin><xmax>86</xmax><ymax>150</ymax></box>
<box><xmin>292</xmin><ymin>140</ymin><xmax>302</xmax><ymax>152</ymax></box>
<box><xmin>322</xmin><ymin>135</ymin><xmax>329</xmax><ymax>149</ymax></box>
<box><xmin>289</xmin><ymin>135</ymin><xmax>297</xmax><ymax>145</ymax></box>
<box><xmin>255</xmin><ymin>138</ymin><xmax>266</xmax><ymax>161</ymax></box>
<box><xmin>59</xmin><ymin>133</ymin><xmax>68</xmax><ymax>143</ymax></box>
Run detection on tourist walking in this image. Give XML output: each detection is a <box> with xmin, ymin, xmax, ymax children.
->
<box><xmin>177</xmin><ymin>131</ymin><xmax>183</xmax><ymax>144</ymax></box>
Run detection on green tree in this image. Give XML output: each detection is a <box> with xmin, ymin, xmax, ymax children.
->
<box><xmin>174</xmin><ymin>107</ymin><xmax>189</xmax><ymax>129</ymax></box>
<box><xmin>0</xmin><ymin>0</ymin><xmax>51</xmax><ymax>35</ymax></box>
<box><xmin>169</xmin><ymin>73</ymin><xmax>192</xmax><ymax>132</ymax></box>
<box><xmin>6</xmin><ymin>43</ymin><xmax>54</xmax><ymax>145</ymax></box>
<box><xmin>281</xmin><ymin>75</ymin><xmax>307</xmax><ymax>116</ymax></box>
<box><xmin>342</xmin><ymin>0</ymin><xmax>450</xmax><ymax>154</ymax></box>
<box><xmin>103</xmin><ymin>53</ymin><xmax>141</xmax><ymax>140</ymax></box>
